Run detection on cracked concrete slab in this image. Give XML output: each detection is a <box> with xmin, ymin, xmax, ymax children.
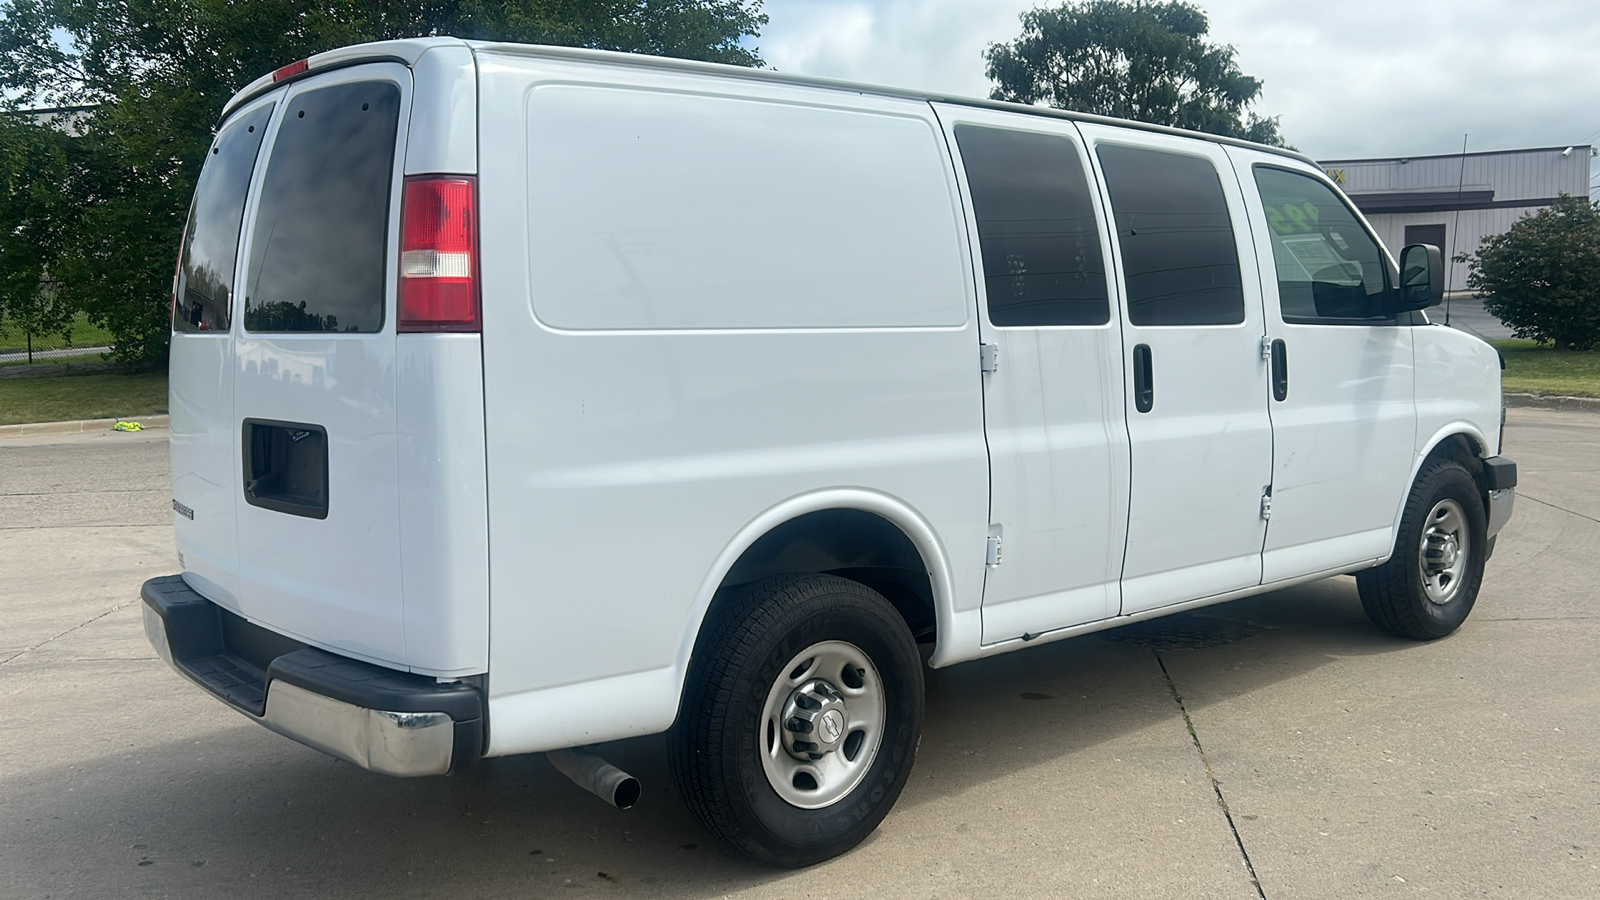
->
<box><xmin>1162</xmin><ymin>616</ymin><xmax>1600</xmax><ymax>898</ymax></box>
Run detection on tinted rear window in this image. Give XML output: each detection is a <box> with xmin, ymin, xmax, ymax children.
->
<box><xmin>174</xmin><ymin>104</ymin><xmax>273</xmax><ymax>333</ymax></box>
<box><xmin>955</xmin><ymin>125</ymin><xmax>1109</xmax><ymax>327</ymax></box>
<box><xmin>1096</xmin><ymin>144</ymin><xmax>1244</xmax><ymax>326</ymax></box>
<box><xmin>244</xmin><ymin>81</ymin><xmax>400</xmax><ymax>333</ymax></box>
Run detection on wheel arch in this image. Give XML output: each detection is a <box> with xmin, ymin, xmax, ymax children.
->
<box><xmin>1384</xmin><ymin>424</ymin><xmax>1492</xmax><ymax>562</ymax></box>
<box><xmin>671</xmin><ymin>489</ymin><xmax>955</xmax><ymax>707</ymax></box>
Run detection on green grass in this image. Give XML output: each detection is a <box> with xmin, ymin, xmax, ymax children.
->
<box><xmin>0</xmin><ymin>313</ymin><xmax>116</xmax><ymax>362</ymax></box>
<box><xmin>1492</xmin><ymin>339</ymin><xmax>1600</xmax><ymax>397</ymax></box>
<box><xmin>0</xmin><ymin>371</ymin><xmax>168</xmax><ymax>426</ymax></box>
<box><xmin>60</xmin><ymin>313</ymin><xmax>114</xmax><ymax>347</ymax></box>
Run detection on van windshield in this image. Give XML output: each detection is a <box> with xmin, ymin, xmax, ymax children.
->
<box><xmin>174</xmin><ymin>103</ymin><xmax>273</xmax><ymax>333</ymax></box>
<box><xmin>243</xmin><ymin>81</ymin><xmax>400</xmax><ymax>333</ymax></box>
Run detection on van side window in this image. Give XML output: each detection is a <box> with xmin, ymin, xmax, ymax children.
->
<box><xmin>1252</xmin><ymin>166</ymin><xmax>1392</xmax><ymax>323</ymax></box>
<box><xmin>174</xmin><ymin>104</ymin><xmax>273</xmax><ymax>333</ymax></box>
<box><xmin>1096</xmin><ymin>144</ymin><xmax>1244</xmax><ymax>326</ymax></box>
<box><xmin>244</xmin><ymin>81</ymin><xmax>400</xmax><ymax>333</ymax></box>
<box><xmin>954</xmin><ymin>125</ymin><xmax>1109</xmax><ymax>326</ymax></box>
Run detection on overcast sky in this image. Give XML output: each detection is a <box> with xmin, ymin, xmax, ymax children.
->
<box><xmin>755</xmin><ymin>0</ymin><xmax>1600</xmax><ymax>188</ymax></box>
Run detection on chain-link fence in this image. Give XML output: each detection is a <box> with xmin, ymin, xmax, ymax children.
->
<box><xmin>0</xmin><ymin>312</ymin><xmax>114</xmax><ymax>365</ymax></box>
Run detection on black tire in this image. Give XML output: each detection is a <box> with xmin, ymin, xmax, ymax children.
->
<box><xmin>1357</xmin><ymin>459</ymin><xmax>1487</xmax><ymax>640</ymax></box>
<box><xmin>669</xmin><ymin>573</ymin><xmax>924</xmax><ymax>867</ymax></box>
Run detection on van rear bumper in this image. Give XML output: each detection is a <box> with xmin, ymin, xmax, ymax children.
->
<box><xmin>140</xmin><ymin>575</ymin><xmax>482</xmax><ymax>776</ymax></box>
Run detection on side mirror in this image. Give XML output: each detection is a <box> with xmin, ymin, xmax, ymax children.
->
<box><xmin>1392</xmin><ymin>243</ymin><xmax>1444</xmax><ymax>312</ymax></box>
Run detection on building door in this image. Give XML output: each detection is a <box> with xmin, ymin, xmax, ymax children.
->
<box><xmin>1404</xmin><ymin>223</ymin><xmax>1446</xmax><ymax>252</ymax></box>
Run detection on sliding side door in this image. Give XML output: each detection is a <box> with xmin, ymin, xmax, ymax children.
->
<box><xmin>1078</xmin><ymin>125</ymin><xmax>1274</xmax><ymax>615</ymax></box>
<box><xmin>935</xmin><ymin>105</ymin><xmax>1130</xmax><ymax>643</ymax></box>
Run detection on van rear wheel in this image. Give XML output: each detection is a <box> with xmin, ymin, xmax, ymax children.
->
<box><xmin>1357</xmin><ymin>459</ymin><xmax>1486</xmax><ymax>640</ymax></box>
<box><xmin>669</xmin><ymin>574</ymin><xmax>923</xmax><ymax>867</ymax></box>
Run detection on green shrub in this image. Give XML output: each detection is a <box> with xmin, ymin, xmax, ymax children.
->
<box><xmin>1460</xmin><ymin>195</ymin><xmax>1600</xmax><ymax>351</ymax></box>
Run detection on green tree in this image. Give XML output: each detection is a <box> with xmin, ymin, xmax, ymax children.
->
<box><xmin>984</xmin><ymin>0</ymin><xmax>1285</xmax><ymax>146</ymax></box>
<box><xmin>1461</xmin><ymin>194</ymin><xmax>1600</xmax><ymax>352</ymax></box>
<box><xmin>0</xmin><ymin>113</ymin><xmax>76</xmax><ymax>361</ymax></box>
<box><xmin>0</xmin><ymin>0</ymin><xmax>767</xmax><ymax>363</ymax></box>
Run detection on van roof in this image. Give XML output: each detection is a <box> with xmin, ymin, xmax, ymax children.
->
<box><xmin>221</xmin><ymin>36</ymin><xmax>1316</xmax><ymax>168</ymax></box>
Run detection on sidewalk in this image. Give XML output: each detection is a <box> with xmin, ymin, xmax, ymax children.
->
<box><xmin>0</xmin><ymin>414</ymin><xmax>168</xmax><ymax>437</ymax></box>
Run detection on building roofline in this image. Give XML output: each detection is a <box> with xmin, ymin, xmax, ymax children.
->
<box><xmin>1322</xmin><ymin>145</ymin><xmax>1593</xmax><ymax>165</ymax></box>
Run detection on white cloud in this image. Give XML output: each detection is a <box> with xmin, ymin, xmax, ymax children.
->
<box><xmin>758</xmin><ymin>0</ymin><xmax>1020</xmax><ymax>94</ymax></box>
<box><xmin>756</xmin><ymin>0</ymin><xmax>1600</xmax><ymax>167</ymax></box>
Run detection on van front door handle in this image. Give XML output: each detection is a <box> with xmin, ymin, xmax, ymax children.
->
<box><xmin>1270</xmin><ymin>339</ymin><xmax>1288</xmax><ymax>402</ymax></box>
<box><xmin>1133</xmin><ymin>344</ymin><xmax>1154</xmax><ymax>413</ymax></box>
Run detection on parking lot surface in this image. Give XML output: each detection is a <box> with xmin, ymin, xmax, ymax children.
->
<box><xmin>2</xmin><ymin>409</ymin><xmax>1596</xmax><ymax>899</ymax></box>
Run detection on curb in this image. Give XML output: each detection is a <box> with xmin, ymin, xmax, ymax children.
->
<box><xmin>1504</xmin><ymin>393</ymin><xmax>1600</xmax><ymax>412</ymax></box>
<box><xmin>0</xmin><ymin>414</ymin><xmax>169</xmax><ymax>437</ymax></box>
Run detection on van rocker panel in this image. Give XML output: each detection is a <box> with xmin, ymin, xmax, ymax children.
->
<box><xmin>141</xmin><ymin>574</ymin><xmax>482</xmax><ymax>776</ymax></box>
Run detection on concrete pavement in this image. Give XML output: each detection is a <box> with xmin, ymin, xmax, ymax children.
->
<box><xmin>1</xmin><ymin>411</ymin><xmax>1596</xmax><ymax>898</ymax></box>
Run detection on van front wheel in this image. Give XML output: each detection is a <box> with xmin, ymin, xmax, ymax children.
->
<box><xmin>1357</xmin><ymin>459</ymin><xmax>1487</xmax><ymax>640</ymax></box>
<box><xmin>669</xmin><ymin>574</ymin><xmax>924</xmax><ymax>867</ymax></box>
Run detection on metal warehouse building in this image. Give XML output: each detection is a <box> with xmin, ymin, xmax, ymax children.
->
<box><xmin>1319</xmin><ymin>146</ymin><xmax>1593</xmax><ymax>292</ymax></box>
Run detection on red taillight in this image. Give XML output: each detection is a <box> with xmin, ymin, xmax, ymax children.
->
<box><xmin>272</xmin><ymin>59</ymin><xmax>309</xmax><ymax>82</ymax></box>
<box><xmin>398</xmin><ymin>176</ymin><xmax>480</xmax><ymax>332</ymax></box>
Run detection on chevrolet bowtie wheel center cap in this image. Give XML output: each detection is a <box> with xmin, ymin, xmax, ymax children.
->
<box><xmin>782</xmin><ymin>679</ymin><xmax>850</xmax><ymax>760</ymax></box>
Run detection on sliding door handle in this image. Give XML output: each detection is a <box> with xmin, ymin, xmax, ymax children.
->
<box><xmin>1132</xmin><ymin>343</ymin><xmax>1154</xmax><ymax>413</ymax></box>
<box><xmin>1270</xmin><ymin>339</ymin><xmax>1288</xmax><ymax>402</ymax></box>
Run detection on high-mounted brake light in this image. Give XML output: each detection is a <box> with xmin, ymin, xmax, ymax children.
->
<box><xmin>272</xmin><ymin>59</ymin><xmax>309</xmax><ymax>82</ymax></box>
<box><xmin>399</xmin><ymin>176</ymin><xmax>480</xmax><ymax>332</ymax></box>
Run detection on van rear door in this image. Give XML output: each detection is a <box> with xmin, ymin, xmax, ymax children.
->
<box><xmin>229</xmin><ymin>63</ymin><xmax>412</xmax><ymax>666</ymax></box>
<box><xmin>170</xmin><ymin>93</ymin><xmax>277</xmax><ymax>605</ymax></box>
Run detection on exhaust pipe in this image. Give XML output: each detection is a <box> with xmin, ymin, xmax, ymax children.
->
<box><xmin>547</xmin><ymin>748</ymin><xmax>641</xmax><ymax>809</ymax></box>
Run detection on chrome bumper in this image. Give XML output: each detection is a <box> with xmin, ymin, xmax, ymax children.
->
<box><xmin>1486</xmin><ymin>487</ymin><xmax>1515</xmax><ymax>540</ymax></box>
<box><xmin>1481</xmin><ymin>455</ymin><xmax>1517</xmax><ymax>542</ymax></box>
<box><xmin>141</xmin><ymin>575</ymin><xmax>481</xmax><ymax>777</ymax></box>
<box><xmin>259</xmin><ymin>680</ymin><xmax>457</xmax><ymax>777</ymax></box>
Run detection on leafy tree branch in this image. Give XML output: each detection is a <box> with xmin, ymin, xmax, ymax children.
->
<box><xmin>0</xmin><ymin>0</ymin><xmax>766</xmax><ymax>362</ymax></box>
<box><xmin>985</xmin><ymin>0</ymin><xmax>1286</xmax><ymax>147</ymax></box>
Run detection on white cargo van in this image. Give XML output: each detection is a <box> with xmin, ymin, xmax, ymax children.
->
<box><xmin>144</xmin><ymin>37</ymin><xmax>1518</xmax><ymax>867</ymax></box>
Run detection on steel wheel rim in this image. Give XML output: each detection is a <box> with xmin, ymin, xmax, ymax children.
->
<box><xmin>758</xmin><ymin>640</ymin><xmax>884</xmax><ymax>810</ymax></box>
<box><xmin>1417</xmin><ymin>498</ymin><xmax>1470</xmax><ymax>605</ymax></box>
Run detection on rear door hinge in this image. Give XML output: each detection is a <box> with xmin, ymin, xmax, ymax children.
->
<box><xmin>980</xmin><ymin>343</ymin><xmax>1000</xmax><ymax>373</ymax></box>
<box><xmin>1259</xmin><ymin>486</ymin><xmax>1273</xmax><ymax>520</ymax></box>
<box><xmin>986</xmin><ymin>526</ymin><xmax>1004</xmax><ymax>566</ymax></box>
